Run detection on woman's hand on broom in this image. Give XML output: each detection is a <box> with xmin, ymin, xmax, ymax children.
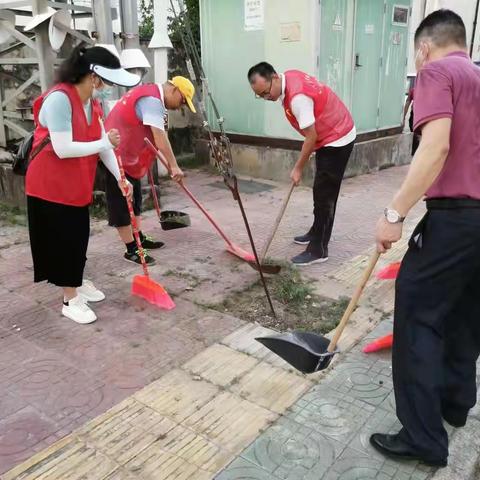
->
<box><xmin>107</xmin><ymin>129</ymin><xmax>121</xmax><ymax>148</ymax></box>
<box><xmin>119</xmin><ymin>179</ymin><xmax>133</xmax><ymax>202</ymax></box>
<box><xmin>171</xmin><ymin>165</ymin><xmax>184</xmax><ymax>183</ymax></box>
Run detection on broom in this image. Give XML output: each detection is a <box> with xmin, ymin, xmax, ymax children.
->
<box><xmin>116</xmin><ymin>155</ymin><xmax>175</xmax><ymax>310</ymax></box>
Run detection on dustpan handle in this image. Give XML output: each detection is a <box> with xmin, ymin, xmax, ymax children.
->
<box><xmin>260</xmin><ymin>182</ymin><xmax>295</xmax><ymax>263</ymax></box>
<box><xmin>327</xmin><ymin>251</ymin><xmax>381</xmax><ymax>352</ymax></box>
<box><xmin>144</xmin><ymin>137</ymin><xmax>236</xmax><ymax>248</ymax></box>
<box><xmin>147</xmin><ymin>168</ymin><xmax>162</xmax><ymax>219</ymax></box>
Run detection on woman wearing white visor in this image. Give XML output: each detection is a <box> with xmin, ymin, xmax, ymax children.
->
<box><xmin>26</xmin><ymin>45</ymin><xmax>140</xmax><ymax>324</ymax></box>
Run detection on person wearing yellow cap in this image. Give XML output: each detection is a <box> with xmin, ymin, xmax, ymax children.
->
<box><xmin>104</xmin><ymin>76</ymin><xmax>196</xmax><ymax>265</ymax></box>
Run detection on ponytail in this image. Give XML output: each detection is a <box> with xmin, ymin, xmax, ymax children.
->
<box><xmin>56</xmin><ymin>45</ymin><xmax>121</xmax><ymax>85</ymax></box>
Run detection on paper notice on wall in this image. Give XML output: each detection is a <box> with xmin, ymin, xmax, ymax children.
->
<box><xmin>280</xmin><ymin>22</ymin><xmax>301</xmax><ymax>42</ymax></box>
<box><xmin>245</xmin><ymin>0</ymin><xmax>264</xmax><ymax>31</ymax></box>
<box><xmin>365</xmin><ymin>24</ymin><xmax>375</xmax><ymax>34</ymax></box>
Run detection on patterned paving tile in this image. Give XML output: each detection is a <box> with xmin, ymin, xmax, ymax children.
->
<box><xmin>215</xmin><ymin>457</ymin><xmax>281</xmax><ymax>480</ymax></box>
<box><xmin>241</xmin><ymin>416</ymin><xmax>345</xmax><ymax>479</ymax></box>
<box><xmin>286</xmin><ymin>387</ymin><xmax>376</xmax><ymax>445</ymax></box>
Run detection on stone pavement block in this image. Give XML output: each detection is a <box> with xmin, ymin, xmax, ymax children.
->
<box><xmin>430</xmin><ymin>418</ymin><xmax>480</xmax><ymax>480</ymax></box>
<box><xmin>315</xmin><ymin>352</ymin><xmax>393</xmax><ymax>407</ymax></box>
<box><xmin>0</xmin><ymin>406</ymin><xmax>71</xmax><ymax>476</ymax></box>
<box><xmin>221</xmin><ymin>323</ymin><xmax>299</xmax><ymax>371</ymax></box>
<box><xmin>129</xmin><ymin>423</ymin><xmax>234</xmax><ymax>474</ymax></box>
<box><xmin>286</xmin><ymin>388</ymin><xmax>376</xmax><ymax>445</ymax></box>
<box><xmin>124</xmin><ymin>448</ymin><xmax>212</xmax><ymax>480</ymax></box>
<box><xmin>77</xmin><ymin>398</ymin><xmax>177</xmax><ymax>466</ymax></box>
<box><xmin>347</xmin><ymin>407</ymin><xmax>403</xmax><ymax>459</ymax></box>
<box><xmin>182</xmin><ymin>343</ymin><xmax>259</xmax><ymax>387</ymax></box>
<box><xmin>230</xmin><ymin>362</ymin><xmax>312</xmax><ymax>414</ymax></box>
<box><xmin>134</xmin><ymin>369</ymin><xmax>219</xmax><ymax>423</ymax></box>
<box><xmin>215</xmin><ymin>457</ymin><xmax>281</xmax><ymax>480</ymax></box>
<box><xmin>183</xmin><ymin>391</ymin><xmax>278</xmax><ymax>454</ymax></box>
<box><xmin>240</xmin><ymin>416</ymin><xmax>344</xmax><ymax>480</ymax></box>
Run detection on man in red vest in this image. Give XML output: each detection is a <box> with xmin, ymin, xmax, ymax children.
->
<box><xmin>248</xmin><ymin>63</ymin><xmax>356</xmax><ymax>266</ymax></box>
<box><xmin>104</xmin><ymin>76</ymin><xmax>196</xmax><ymax>264</ymax></box>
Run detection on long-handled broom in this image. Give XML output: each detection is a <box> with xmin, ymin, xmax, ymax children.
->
<box><xmin>116</xmin><ymin>156</ymin><xmax>175</xmax><ymax>310</ymax></box>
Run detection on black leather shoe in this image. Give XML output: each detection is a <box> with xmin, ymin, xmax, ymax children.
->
<box><xmin>370</xmin><ymin>433</ymin><xmax>447</xmax><ymax>467</ymax></box>
<box><xmin>442</xmin><ymin>405</ymin><xmax>468</xmax><ymax>428</ymax></box>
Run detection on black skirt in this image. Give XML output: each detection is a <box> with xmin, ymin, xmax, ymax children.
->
<box><xmin>27</xmin><ymin>195</ymin><xmax>90</xmax><ymax>287</ymax></box>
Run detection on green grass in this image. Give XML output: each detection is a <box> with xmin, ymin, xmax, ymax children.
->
<box><xmin>0</xmin><ymin>202</ymin><xmax>27</xmax><ymax>226</ymax></box>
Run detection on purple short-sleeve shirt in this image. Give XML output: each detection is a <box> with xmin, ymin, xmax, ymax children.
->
<box><xmin>414</xmin><ymin>51</ymin><xmax>480</xmax><ymax>199</ymax></box>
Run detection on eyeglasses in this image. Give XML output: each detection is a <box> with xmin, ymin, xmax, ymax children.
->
<box><xmin>254</xmin><ymin>78</ymin><xmax>273</xmax><ymax>99</ymax></box>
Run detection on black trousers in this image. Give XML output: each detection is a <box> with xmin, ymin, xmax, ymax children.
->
<box><xmin>105</xmin><ymin>169</ymin><xmax>143</xmax><ymax>227</ymax></box>
<box><xmin>394</xmin><ymin>201</ymin><xmax>480</xmax><ymax>460</ymax></box>
<box><xmin>306</xmin><ymin>141</ymin><xmax>354</xmax><ymax>256</ymax></box>
<box><xmin>27</xmin><ymin>195</ymin><xmax>89</xmax><ymax>287</ymax></box>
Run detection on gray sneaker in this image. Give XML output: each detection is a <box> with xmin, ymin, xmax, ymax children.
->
<box><xmin>291</xmin><ymin>251</ymin><xmax>328</xmax><ymax>266</ymax></box>
<box><xmin>294</xmin><ymin>233</ymin><xmax>314</xmax><ymax>245</ymax></box>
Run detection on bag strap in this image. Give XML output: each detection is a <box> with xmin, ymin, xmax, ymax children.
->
<box><xmin>29</xmin><ymin>135</ymin><xmax>50</xmax><ymax>161</ymax></box>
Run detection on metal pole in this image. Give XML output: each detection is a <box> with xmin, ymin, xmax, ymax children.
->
<box><xmin>32</xmin><ymin>0</ymin><xmax>56</xmax><ymax>90</ymax></box>
<box><xmin>119</xmin><ymin>0</ymin><xmax>140</xmax><ymax>49</ymax></box>
<box><xmin>471</xmin><ymin>0</ymin><xmax>480</xmax><ymax>58</ymax></box>
<box><xmin>92</xmin><ymin>0</ymin><xmax>114</xmax><ymax>44</ymax></box>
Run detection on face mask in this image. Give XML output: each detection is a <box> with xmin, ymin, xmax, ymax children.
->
<box><xmin>92</xmin><ymin>86</ymin><xmax>113</xmax><ymax>102</ymax></box>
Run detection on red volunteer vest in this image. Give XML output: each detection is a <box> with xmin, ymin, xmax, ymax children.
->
<box><xmin>105</xmin><ymin>83</ymin><xmax>162</xmax><ymax>179</ymax></box>
<box><xmin>26</xmin><ymin>83</ymin><xmax>103</xmax><ymax>206</ymax></box>
<box><xmin>283</xmin><ymin>70</ymin><xmax>354</xmax><ymax>149</ymax></box>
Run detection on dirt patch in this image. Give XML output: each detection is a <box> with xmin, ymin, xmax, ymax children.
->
<box><xmin>205</xmin><ymin>262</ymin><xmax>350</xmax><ymax>334</ymax></box>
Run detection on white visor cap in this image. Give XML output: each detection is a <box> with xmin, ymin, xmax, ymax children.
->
<box><xmin>90</xmin><ymin>64</ymin><xmax>140</xmax><ymax>88</ymax></box>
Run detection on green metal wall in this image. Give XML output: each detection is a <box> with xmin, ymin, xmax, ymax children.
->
<box><xmin>200</xmin><ymin>0</ymin><xmax>411</xmax><ymax>137</ymax></box>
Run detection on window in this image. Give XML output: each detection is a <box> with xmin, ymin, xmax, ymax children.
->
<box><xmin>392</xmin><ymin>5</ymin><xmax>409</xmax><ymax>26</ymax></box>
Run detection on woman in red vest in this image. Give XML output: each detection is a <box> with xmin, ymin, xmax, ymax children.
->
<box><xmin>248</xmin><ymin>62</ymin><xmax>356</xmax><ymax>266</ymax></box>
<box><xmin>26</xmin><ymin>46</ymin><xmax>139</xmax><ymax>324</ymax></box>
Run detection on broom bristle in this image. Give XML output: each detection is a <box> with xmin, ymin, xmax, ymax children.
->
<box><xmin>226</xmin><ymin>244</ymin><xmax>255</xmax><ymax>262</ymax></box>
<box><xmin>376</xmin><ymin>262</ymin><xmax>401</xmax><ymax>280</ymax></box>
<box><xmin>363</xmin><ymin>333</ymin><xmax>394</xmax><ymax>353</ymax></box>
<box><xmin>131</xmin><ymin>275</ymin><xmax>175</xmax><ymax>310</ymax></box>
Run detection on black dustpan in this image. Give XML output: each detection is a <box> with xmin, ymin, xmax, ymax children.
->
<box><xmin>159</xmin><ymin>210</ymin><xmax>191</xmax><ymax>230</ymax></box>
<box><xmin>256</xmin><ymin>332</ymin><xmax>333</xmax><ymax>373</ymax></box>
<box><xmin>256</xmin><ymin>252</ymin><xmax>381</xmax><ymax>374</ymax></box>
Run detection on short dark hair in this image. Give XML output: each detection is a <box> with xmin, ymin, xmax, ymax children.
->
<box><xmin>247</xmin><ymin>62</ymin><xmax>277</xmax><ymax>82</ymax></box>
<box><xmin>415</xmin><ymin>9</ymin><xmax>467</xmax><ymax>48</ymax></box>
<box><xmin>56</xmin><ymin>45</ymin><xmax>121</xmax><ymax>84</ymax></box>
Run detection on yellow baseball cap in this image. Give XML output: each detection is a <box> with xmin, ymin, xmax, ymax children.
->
<box><xmin>169</xmin><ymin>76</ymin><xmax>196</xmax><ymax>113</ymax></box>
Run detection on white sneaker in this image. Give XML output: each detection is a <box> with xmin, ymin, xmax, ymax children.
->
<box><xmin>77</xmin><ymin>279</ymin><xmax>105</xmax><ymax>303</ymax></box>
<box><xmin>62</xmin><ymin>296</ymin><xmax>97</xmax><ymax>324</ymax></box>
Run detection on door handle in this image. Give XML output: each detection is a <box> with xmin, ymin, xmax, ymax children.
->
<box><xmin>355</xmin><ymin>54</ymin><xmax>363</xmax><ymax>68</ymax></box>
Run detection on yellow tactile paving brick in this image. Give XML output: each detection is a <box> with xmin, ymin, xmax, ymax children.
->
<box><xmin>183</xmin><ymin>391</ymin><xmax>278</xmax><ymax>454</ymax></box>
<box><xmin>182</xmin><ymin>343</ymin><xmax>259</xmax><ymax>387</ymax></box>
<box><xmin>134</xmin><ymin>369</ymin><xmax>219</xmax><ymax>423</ymax></box>
<box><xmin>230</xmin><ymin>361</ymin><xmax>313</xmax><ymax>414</ymax></box>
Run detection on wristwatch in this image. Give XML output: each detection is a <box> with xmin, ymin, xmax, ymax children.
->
<box><xmin>384</xmin><ymin>208</ymin><xmax>405</xmax><ymax>224</ymax></box>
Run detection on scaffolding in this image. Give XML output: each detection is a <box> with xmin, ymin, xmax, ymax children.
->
<box><xmin>0</xmin><ymin>0</ymin><xmax>120</xmax><ymax>148</ymax></box>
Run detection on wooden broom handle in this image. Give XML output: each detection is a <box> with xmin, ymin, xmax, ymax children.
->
<box><xmin>260</xmin><ymin>182</ymin><xmax>295</xmax><ymax>263</ymax></box>
<box><xmin>327</xmin><ymin>251</ymin><xmax>380</xmax><ymax>352</ymax></box>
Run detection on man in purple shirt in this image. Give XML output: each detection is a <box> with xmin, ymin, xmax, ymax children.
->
<box><xmin>371</xmin><ymin>10</ymin><xmax>480</xmax><ymax>467</ymax></box>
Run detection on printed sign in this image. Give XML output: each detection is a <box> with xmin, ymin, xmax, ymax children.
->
<box><xmin>332</xmin><ymin>13</ymin><xmax>343</xmax><ymax>32</ymax></box>
<box><xmin>365</xmin><ymin>24</ymin><xmax>374</xmax><ymax>34</ymax></box>
<box><xmin>245</xmin><ymin>0</ymin><xmax>264</xmax><ymax>31</ymax></box>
